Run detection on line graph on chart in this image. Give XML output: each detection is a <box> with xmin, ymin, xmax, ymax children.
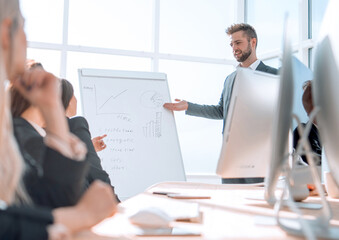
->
<box><xmin>94</xmin><ymin>85</ymin><xmax>129</xmax><ymax>116</ymax></box>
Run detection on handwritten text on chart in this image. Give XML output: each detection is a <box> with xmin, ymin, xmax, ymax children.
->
<box><xmin>109</xmin><ymin>165</ymin><xmax>126</xmax><ymax>171</ymax></box>
<box><xmin>110</xmin><ymin>148</ymin><xmax>135</xmax><ymax>153</ymax></box>
<box><xmin>83</xmin><ymin>86</ymin><xmax>94</xmax><ymax>90</ymax></box>
<box><xmin>101</xmin><ymin>157</ymin><xmax>123</xmax><ymax>163</ymax></box>
<box><xmin>102</xmin><ymin>128</ymin><xmax>134</xmax><ymax>133</ymax></box>
<box><xmin>117</xmin><ymin>114</ymin><xmax>132</xmax><ymax>122</ymax></box>
<box><xmin>101</xmin><ymin>157</ymin><xmax>125</xmax><ymax>172</ymax></box>
<box><xmin>106</xmin><ymin>138</ymin><xmax>134</xmax><ymax>144</ymax></box>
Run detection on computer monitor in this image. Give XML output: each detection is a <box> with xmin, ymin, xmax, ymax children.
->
<box><xmin>216</xmin><ymin>68</ymin><xmax>280</xmax><ymax>181</ymax></box>
<box><xmin>266</xmin><ymin>35</ymin><xmax>339</xmax><ymax>240</ymax></box>
<box><xmin>313</xmin><ymin>36</ymin><xmax>339</xmax><ymax>187</ymax></box>
<box><xmin>264</xmin><ymin>28</ymin><xmax>294</xmax><ymax>204</ymax></box>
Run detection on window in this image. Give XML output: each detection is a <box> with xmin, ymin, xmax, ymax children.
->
<box><xmin>262</xmin><ymin>57</ymin><xmax>281</xmax><ymax>69</ymax></box>
<box><xmin>21</xmin><ymin>0</ymin><xmax>64</xmax><ymax>44</ymax></box>
<box><xmin>23</xmin><ymin>0</ymin><xmax>236</xmax><ymax>175</ymax></box>
<box><xmin>22</xmin><ymin>1</ymin><xmax>329</xmax><ymax>176</ymax></box>
<box><xmin>26</xmin><ymin>48</ymin><xmax>61</xmax><ymax>75</ymax></box>
<box><xmin>68</xmin><ymin>0</ymin><xmax>153</xmax><ymax>51</ymax></box>
<box><xmin>159</xmin><ymin>0</ymin><xmax>235</xmax><ymax>59</ymax></box>
<box><xmin>246</xmin><ymin>0</ymin><xmax>299</xmax><ymax>55</ymax></box>
<box><xmin>159</xmin><ymin>60</ymin><xmax>234</xmax><ymax>172</ymax></box>
<box><xmin>311</xmin><ymin>0</ymin><xmax>329</xmax><ymax>41</ymax></box>
<box><xmin>309</xmin><ymin>0</ymin><xmax>330</xmax><ymax>69</ymax></box>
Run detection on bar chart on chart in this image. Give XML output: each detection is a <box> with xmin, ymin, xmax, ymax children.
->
<box><xmin>143</xmin><ymin>112</ymin><xmax>162</xmax><ymax>138</ymax></box>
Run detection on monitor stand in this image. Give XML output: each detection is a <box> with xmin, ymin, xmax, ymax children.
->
<box><xmin>274</xmin><ymin>111</ymin><xmax>334</xmax><ymax>239</ymax></box>
<box><xmin>279</xmin><ymin>218</ymin><xmax>339</xmax><ymax>240</ymax></box>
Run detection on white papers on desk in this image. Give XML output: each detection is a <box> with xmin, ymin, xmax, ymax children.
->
<box><xmin>119</xmin><ymin>194</ymin><xmax>201</xmax><ymax>222</ymax></box>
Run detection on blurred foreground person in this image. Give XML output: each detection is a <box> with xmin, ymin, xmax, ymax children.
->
<box><xmin>0</xmin><ymin>0</ymin><xmax>117</xmax><ymax>239</ymax></box>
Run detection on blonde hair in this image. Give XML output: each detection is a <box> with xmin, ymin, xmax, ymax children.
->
<box><xmin>0</xmin><ymin>0</ymin><xmax>30</xmax><ymax>204</ymax></box>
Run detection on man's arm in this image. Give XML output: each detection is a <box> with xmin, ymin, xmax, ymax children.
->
<box><xmin>163</xmin><ymin>81</ymin><xmax>228</xmax><ymax>120</ymax></box>
<box><xmin>185</xmin><ymin>97</ymin><xmax>224</xmax><ymax>119</ymax></box>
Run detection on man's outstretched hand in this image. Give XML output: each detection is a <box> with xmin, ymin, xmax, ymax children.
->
<box><xmin>163</xmin><ymin>99</ymin><xmax>188</xmax><ymax>111</ymax></box>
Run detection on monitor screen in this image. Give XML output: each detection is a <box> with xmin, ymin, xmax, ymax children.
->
<box><xmin>216</xmin><ymin>68</ymin><xmax>280</xmax><ymax>181</ymax></box>
<box><xmin>313</xmin><ymin>36</ymin><xmax>339</xmax><ymax>187</ymax></box>
<box><xmin>264</xmin><ymin>29</ymin><xmax>294</xmax><ymax>204</ymax></box>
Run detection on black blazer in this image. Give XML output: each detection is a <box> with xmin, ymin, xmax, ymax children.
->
<box><xmin>293</xmin><ymin>122</ymin><xmax>322</xmax><ymax>165</ymax></box>
<box><xmin>13</xmin><ymin>117</ymin><xmax>89</xmax><ymax>208</ymax></box>
<box><xmin>256</xmin><ymin>61</ymin><xmax>279</xmax><ymax>75</ymax></box>
<box><xmin>68</xmin><ymin>116</ymin><xmax>120</xmax><ymax>202</ymax></box>
<box><xmin>0</xmin><ymin>206</ymin><xmax>53</xmax><ymax>240</ymax></box>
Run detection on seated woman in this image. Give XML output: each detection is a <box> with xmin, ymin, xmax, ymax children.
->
<box><xmin>61</xmin><ymin>79</ymin><xmax>119</xmax><ymax>200</ymax></box>
<box><xmin>10</xmin><ymin>82</ymin><xmax>90</xmax><ymax>208</ymax></box>
<box><xmin>62</xmin><ymin>81</ymin><xmax>107</xmax><ymax>152</ymax></box>
<box><xmin>10</xmin><ymin>72</ymin><xmax>120</xmax><ymax>202</ymax></box>
<box><xmin>30</xmin><ymin>61</ymin><xmax>107</xmax><ymax>153</ymax></box>
<box><xmin>0</xmin><ymin>0</ymin><xmax>117</xmax><ymax>238</ymax></box>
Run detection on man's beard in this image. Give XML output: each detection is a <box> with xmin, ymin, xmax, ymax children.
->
<box><xmin>235</xmin><ymin>43</ymin><xmax>252</xmax><ymax>63</ymax></box>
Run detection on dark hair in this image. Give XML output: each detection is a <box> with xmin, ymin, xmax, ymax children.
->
<box><xmin>226</xmin><ymin>23</ymin><xmax>258</xmax><ymax>48</ymax></box>
<box><xmin>10</xmin><ymin>62</ymin><xmax>45</xmax><ymax>117</ymax></box>
<box><xmin>27</xmin><ymin>61</ymin><xmax>44</xmax><ymax>70</ymax></box>
<box><xmin>61</xmin><ymin>79</ymin><xmax>74</xmax><ymax>110</ymax></box>
<box><xmin>11</xmin><ymin>78</ymin><xmax>74</xmax><ymax>116</ymax></box>
<box><xmin>302</xmin><ymin>81</ymin><xmax>313</xmax><ymax>115</ymax></box>
<box><xmin>10</xmin><ymin>86</ymin><xmax>31</xmax><ymax>118</ymax></box>
<box><xmin>30</xmin><ymin>62</ymin><xmax>44</xmax><ymax>69</ymax></box>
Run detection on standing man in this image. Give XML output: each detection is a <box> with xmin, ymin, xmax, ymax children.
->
<box><xmin>163</xmin><ymin>23</ymin><xmax>278</xmax><ymax>183</ymax></box>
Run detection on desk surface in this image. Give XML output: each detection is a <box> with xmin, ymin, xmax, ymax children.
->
<box><xmin>88</xmin><ymin>182</ymin><xmax>339</xmax><ymax>240</ymax></box>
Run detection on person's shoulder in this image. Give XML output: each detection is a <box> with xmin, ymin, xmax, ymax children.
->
<box><xmin>13</xmin><ymin>117</ymin><xmax>36</xmax><ymax>133</ymax></box>
<box><xmin>227</xmin><ymin>70</ymin><xmax>237</xmax><ymax>78</ymax></box>
<box><xmin>68</xmin><ymin>116</ymin><xmax>89</xmax><ymax>129</ymax></box>
<box><xmin>224</xmin><ymin>70</ymin><xmax>237</xmax><ymax>83</ymax></box>
<box><xmin>266</xmin><ymin>65</ymin><xmax>279</xmax><ymax>75</ymax></box>
<box><xmin>13</xmin><ymin>117</ymin><xmax>29</xmax><ymax>126</ymax></box>
<box><xmin>257</xmin><ymin>61</ymin><xmax>279</xmax><ymax>75</ymax></box>
<box><xmin>12</xmin><ymin>117</ymin><xmax>42</xmax><ymax>147</ymax></box>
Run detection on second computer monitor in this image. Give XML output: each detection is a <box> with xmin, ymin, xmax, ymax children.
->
<box><xmin>216</xmin><ymin>68</ymin><xmax>280</xmax><ymax>181</ymax></box>
<box><xmin>313</xmin><ymin>36</ymin><xmax>339</xmax><ymax>187</ymax></box>
<box><xmin>264</xmin><ymin>32</ymin><xmax>294</xmax><ymax>204</ymax></box>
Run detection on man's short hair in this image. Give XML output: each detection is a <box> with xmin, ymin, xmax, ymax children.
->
<box><xmin>226</xmin><ymin>23</ymin><xmax>258</xmax><ymax>48</ymax></box>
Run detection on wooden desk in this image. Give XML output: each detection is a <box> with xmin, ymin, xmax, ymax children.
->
<box><xmin>90</xmin><ymin>182</ymin><xmax>339</xmax><ymax>239</ymax></box>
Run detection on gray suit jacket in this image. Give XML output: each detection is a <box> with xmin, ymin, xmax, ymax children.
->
<box><xmin>186</xmin><ymin>61</ymin><xmax>278</xmax><ymax>132</ymax></box>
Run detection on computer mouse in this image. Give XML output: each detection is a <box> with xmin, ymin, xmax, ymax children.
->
<box><xmin>129</xmin><ymin>207</ymin><xmax>173</xmax><ymax>228</ymax></box>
